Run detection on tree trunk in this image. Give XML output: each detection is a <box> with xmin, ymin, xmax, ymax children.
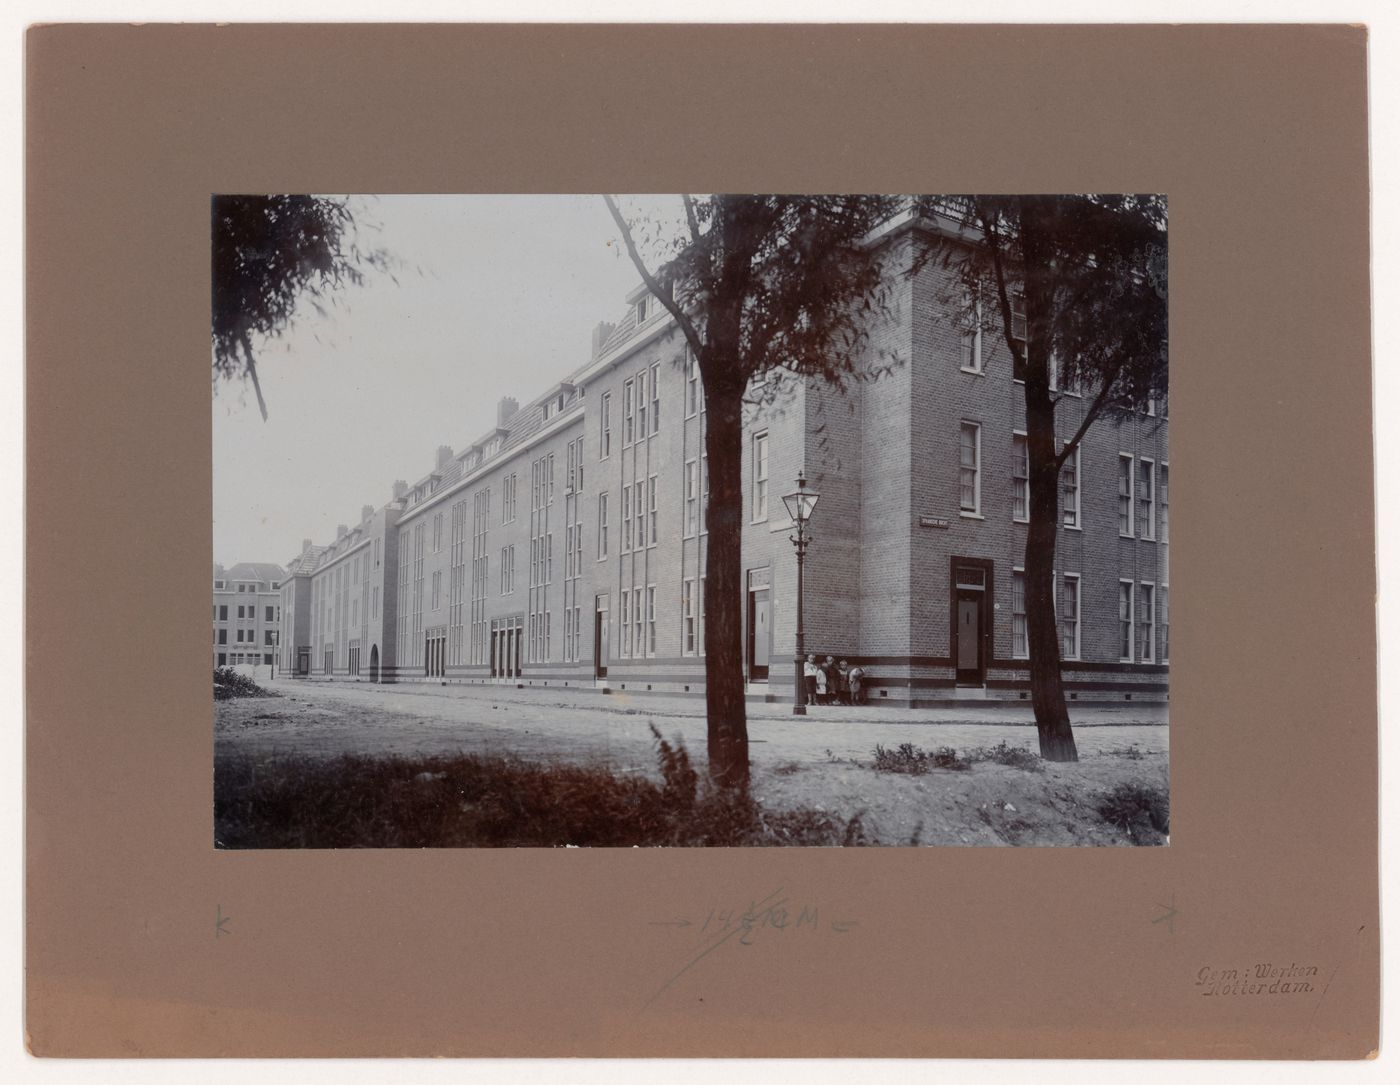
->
<box><xmin>1020</xmin><ymin>203</ymin><xmax>1079</xmax><ymax>763</ymax></box>
<box><xmin>701</xmin><ymin>385</ymin><xmax>750</xmax><ymax>789</ymax></box>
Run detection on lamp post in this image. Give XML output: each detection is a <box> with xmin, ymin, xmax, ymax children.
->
<box><xmin>782</xmin><ymin>469</ymin><xmax>820</xmax><ymax>716</ymax></box>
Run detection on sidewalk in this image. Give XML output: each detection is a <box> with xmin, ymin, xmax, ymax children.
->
<box><xmin>269</xmin><ymin>674</ymin><xmax>1169</xmax><ymax>729</ymax></box>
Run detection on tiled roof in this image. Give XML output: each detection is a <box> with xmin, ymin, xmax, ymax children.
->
<box><xmin>224</xmin><ymin>561</ymin><xmax>288</xmax><ymax>583</ymax></box>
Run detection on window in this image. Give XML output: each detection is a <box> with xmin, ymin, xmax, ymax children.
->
<box><xmin>752</xmin><ymin>432</ymin><xmax>769</xmax><ymax>522</ymax></box>
<box><xmin>1011</xmin><ymin>570</ymin><xmax>1028</xmax><ymax>659</ymax></box>
<box><xmin>1119</xmin><ymin>580</ymin><xmax>1135</xmax><ymax>661</ymax></box>
<box><xmin>1012</xmin><ymin>433</ymin><xmax>1029</xmax><ymax>521</ymax></box>
<box><xmin>265</xmin><ymin>630</ymin><xmax>275</xmax><ymax>646</ymax></box>
<box><xmin>682</xmin><ymin>579</ymin><xmax>696</xmax><ymax>655</ymax></box>
<box><xmin>433</xmin><ymin>513</ymin><xmax>443</xmax><ymax>553</ymax></box>
<box><xmin>501</xmin><ymin>546</ymin><xmax>515</xmax><ymax>594</ymax></box>
<box><xmin>620</xmin><ymin>590</ymin><xmax>632</xmax><ymax>658</ymax></box>
<box><xmin>218</xmin><ymin>629</ymin><xmax>227</xmax><ymax>645</ymax></box>
<box><xmin>1011</xmin><ymin>288</ymin><xmax>1028</xmax><ymax>382</ymax></box>
<box><xmin>214</xmin><ymin>580</ymin><xmax>225</xmax><ymax>590</ymax></box>
<box><xmin>1118</xmin><ymin>454</ymin><xmax>1135</xmax><ymax>536</ymax></box>
<box><xmin>1159</xmin><ymin>463</ymin><xmax>1170</xmax><ymax>546</ymax></box>
<box><xmin>635</xmin><ymin>295</ymin><xmax>649</xmax><ymax>324</ymax></box>
<box><xmin>1138</xmin><ymin>583</ymin><xmax>1156</xmax><ymax>663</ymax></box>
<box><xmin>650</xmin><ymin>362</ymin><xmax>661</xmax><ymax>434</ymax></box>
<box><xmin>636</xmin><ymin>369</ymin><xmax>648</xmax><ymax>439</ymax></box>
<box><xmin>373</xmin><ymin>585</ymin><xmax>379</xmax><ymax>619</ymax></box>
<box><xmin>646</xmin><ymin>586</ymin><xmax>657</xmax><ymax>655</ymax></box>
<box><xmin>960</xmin><ymin>287</ymin><xmax>983</xmax><ymax>374</ymax></box>
<box><xmin>621</xmin><ymin>487</ymin><xmax>632</xmax><ymax>553</ymax></box>
<box><xmin>1160</xmin><ymin>587</ymin><xmax>1170</xmax><ymax>663</ymax></box>
<box><xmin>503</xmin><ymin>474</ymin><xmax>517</xmax><ymax>523</ymax></box>
<box><xmin>685</xmin><ymin>460</ymin><xmax>699</xmax><ymax>537</ymax></box>
<box><xmin>648</xmin><ymin>475</ymin><xmax>658</xmax><ymax>546</ymax></box>
<box><xmin>634</xmin><ymin>480</ymin><xmax>646</xmax><ymax>551</ymax></box>
<box><xmin>600</xmin><ymin>392</ymin><xmax>612</xmax><ymax>458</ymax></box>
<box><xmin>701</xmin><ymin>454</ymin><xmax>709</xmax><ymax>533</ymax></box>
<box><xmin>959</xmin><ymin>422</ymin><xmax>981</xmax><ymax>515</ymax></box>
<box><xmin>1137</xmin><ymin>457</ymin><xmax>1156</xmax><ymax>540</ymax></box>
<box><xmin>598</xmin><ymin>493</ymin><xmax>609</xmax><ymax>559</ymax></box>
<box><xmin>1060</xmin><ymin>574</ymin><xmax>1081</xmax><ymax>659</ymax></box>
<box><xmin>1062</xmin><ymin>445</ymin><xmax>1081</xmax><ymax>528</ymax></box>
<box><xmin>236</xmin><ymin>629</ymin><xmax>244</xmax><ymax>643</ymax></box>
<box><xmin>236</xmin><ymin>605</ymin><xmax>245</xmax><ymax>620</ymax></box>
<box><xmin>686</xmin><ymin>351</ymin><xmax>700</xmax><ymax>416</ymax></box>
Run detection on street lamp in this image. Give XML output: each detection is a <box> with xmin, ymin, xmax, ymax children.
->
<box><xmin>782</xmin><ymin>469</ymin><xmax>820</xmax><ymax>716</ymax></box>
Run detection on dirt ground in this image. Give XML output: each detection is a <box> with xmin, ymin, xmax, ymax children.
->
<box><xmin>215</xmin><ymin>678</ymin><xmax>1170</xmax><ymax>846</ymax></box>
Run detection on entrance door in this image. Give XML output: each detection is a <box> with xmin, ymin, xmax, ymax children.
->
<box><xmin>748</xmin><ymin>588</ymin><xmax>771</xmax><ymax>681</ymax></box>
<box><xmin>369</xmin><ymin>644</ymin><xmax>379</xmax><ymax>682</ymax></box>
<box><xmin>956</xmin><ymin>593</ymin><xmax>983</xmax><ymax>684</ymax></box>
<box><xmin>594</xmin><ymin>595</ymin><xmax>609</xmax><ymax>678</ymax></box>
<box><xmin>296</xmin><ymin>648</ymin><xmax>309</xmax><ymax>676</ymax></box>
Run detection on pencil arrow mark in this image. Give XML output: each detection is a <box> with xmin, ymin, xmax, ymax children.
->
<box><xmin>216</xmin><ymin>904</ymin><xmax>232</xmax><ymax>938</ymax></box>
<box><xmin>1151</xmin><ymin>895</ymin><xmax>1176</xmax><ymax>935</ymax></box>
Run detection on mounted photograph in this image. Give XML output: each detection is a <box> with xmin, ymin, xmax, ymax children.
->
<box><xmin>212</xmin><ymin>193</ymin><xmax>1169</xmax><ymax>848</ymax></box>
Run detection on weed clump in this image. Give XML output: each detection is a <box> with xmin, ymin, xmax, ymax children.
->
<box><xmin>1096</xmin><ymin>782</ymin><xmax>1169</xmax><ymax>844</ymax></box>
<box><xmin>213</xmin><ymin>667</ymin><xmax>277</xmax><ymax>701</ymax></box>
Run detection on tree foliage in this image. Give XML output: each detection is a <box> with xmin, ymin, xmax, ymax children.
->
<box><xmin>605</xmin><ymin>194</ymin><xmax>902</xmax><ymax>788</ymax></box>
<box><xmin>211</xmin><ymin>194</ymin><xmax>391</xmax><ymax>420</ymax></box>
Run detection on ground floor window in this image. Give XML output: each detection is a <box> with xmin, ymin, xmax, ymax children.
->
<box><xmin>1059</xmin><ymin>574</ymin><xmax>1081</xmax><ymax>660</ymax></box>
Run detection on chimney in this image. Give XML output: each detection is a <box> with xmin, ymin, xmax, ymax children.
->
<box><xmin>436</xmin><ymin>444</ymin><xmax>453</xmax><ymax>469</ymax></box>
<box><xmin>336</xmin><ymin>523</ymin><xmax>348</xmax><ymax>540</ymax></box>
<box><xmin>497</xmin><ymin>396</ymin><xmax>519</xmax><ymax>428</ymax></box>
<box><xmin>392</xmin><ymin>479</ymin><xmax>408</xmax><ymax>500</ymax></box>
<box><xmin>361</xmin><ymin>504</ymin><xmax>374</xmax><ymax>523</ymax></box>
<box><xmin>301</xmin><ymin>538</ymin><xmax>312</xmax><ymax>553</ymax></box>
<box><xmin>591</xmin><ymin>320</ymin><xmax>616</xmax><ymax>358</ymax></box>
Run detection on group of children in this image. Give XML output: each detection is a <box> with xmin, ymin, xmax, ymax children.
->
<box><xmin>802</xmin><ymin>654</ymin><xmax>866</xmax><ymax>706</ymax></box>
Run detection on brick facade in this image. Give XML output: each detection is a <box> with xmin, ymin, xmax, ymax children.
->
<box><xmin>278</xmin><ymin>213</ymin><xmax>1169</xmax><ymax>704</ymax></box>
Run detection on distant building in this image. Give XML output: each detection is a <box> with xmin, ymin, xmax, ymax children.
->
<box><xmin>278</xmin><ymin>202</ymin><xmax>1168</xmax><ymax>704</ymax></box>
<box><xmin>212</xmin><ymin>562</ymin><xmax>286</xmax><ymax>669</ymax></box>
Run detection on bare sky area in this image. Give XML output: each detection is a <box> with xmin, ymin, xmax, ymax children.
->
<box><xmin>212</xmin><ymin>194</ymin><xmax>683</xmax><ymax>569</ymax></box>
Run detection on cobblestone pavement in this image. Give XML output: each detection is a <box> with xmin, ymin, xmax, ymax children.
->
<box><xmin>227</xmin><ymin>676</ymin><xmax>1168</xmax><ymax>770</ymax></box>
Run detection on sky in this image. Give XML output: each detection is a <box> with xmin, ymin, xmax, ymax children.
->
<box><xmin>212</xmin><ymin>194</ymin><xmax>682</xmax><ymax>569</ymax></box>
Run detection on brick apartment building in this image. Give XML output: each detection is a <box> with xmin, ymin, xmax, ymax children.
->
<box><xmin>212</xmin><ymin>562</ymin><xmax>285</xmax><ymax>669</ymax></box>
<box><xmin>276</xmin><ymin>203</ymin><xmax>1169</xmax><ymax>705</ymax></box>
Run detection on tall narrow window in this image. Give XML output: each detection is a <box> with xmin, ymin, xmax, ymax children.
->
<box><xmin>1160</xmin><ymin>587</ymin><xmax>1170</xmax><ymax>663</ymax></box>
<box><xmin>600</xmin><ymin>392</ymin><xmax>612</xmax><ymax>458</ymax></box>
<box><xmin>623</xmin><ymin>379</ymin><xmax>635</xmax><ymax>446</ymax></box>
<box><xmin>647</xmin><ymin>586</ymin><xmax>657</xmax><ymax>655</ymax></box>
<box><xmin>1062</xmin><ymin>445</ymin><xmax>1081</xmax><ymax>528</ymax></box>
<box><xmin>684</xmin><ymin>460</ymin><xmax>698</xmax><ymax>537</ymax></box>
<box><xmin>686</xmin><ymin>351</ymin><xmax>700</xmax><ymax>416</ymax></box>
<box><xmin>636</xmin><ymin>369</ymin><xmax>648</xmax><ymax>438</ymax></box>
<box><xmin>1138</xmin><ymin>583</ymin><xmax>1156</xmax><ymax>663</ymax></box>
<box><xmin>960</xmin><ymin>288</ymin><xmax>983</xmax><ymax>373</ymax></box>
<box><xmin>1060</xmin><ymin>574</ymin><xmax>1080</xmax><ymax>659</ymax></box>
<box><xmin>752</xmin><ymin>432</ymin><xmax>769</xmax><ymax>522</ymax></box>
<box><xmin>1138</xmin><ymin>457</ymin><xmax>1156</xmax><ymax>540</ymax></box>
<box><xmin>682</xmin><ymin>579</ymin><xmax>696</xmax><ymax>655</ymax></box>
<box><xmin>650</xmin><ymin>362</ymin><xmax>661</xmax><ymax>434</ymax></box>
<box><xmin>620</xmin><ymin>590</ymin><xmax>632</xmax><ymax>658</ymax></box>
<box><xmin>634</xmin><ymin>481</ymin><xmax>646</xmax><ymax>550</ymax></box>
<box><xmin>1012</xmin><ymin>433</ymin><xmax>1030</xmax><ymax>521</ymax></box>
<box><xmin>1011</xmin><ymin>288</ymin><xmax>1028</xmax><ymax>382</ymax></box>
<box><xmin>1159</xmin><ymin>463</ymin><xmax>1170</xmax><ymax>545</ymax></box>
<box><xmin>1118</xmin><ymin>454</ymin><xmax>1135</xmax><ymax>536</ymax></box>
<box><xmin>959</xmin><ymin>422</ymin><xmax>981</xmax><ymax>515</ymax></box>
<box><xmin>598</xmin><ymin>492</ymin><xmax>609</xmax><ymax>558</ymax></box>
<box><xmin>621</xmin><ymin>487</ymin><xmax>632</xmax><ymax>553</ymax></box>
<box><xmin>1119</xmin><ymin>580</ymin><xmax>1135</xmax><ymax>661</ymax></box>
<box><xmin>700</xmin><ymin>453</ymin><xmax>709</xmax><ymax>533</ymax></box>
<box><xmin>648</xmin><ymin>475</ymin><xmax>658</xmax><ymax>546</ymax></box>
<box><xmin>1011</xmin><ymin>570</ymin><xmax>1028</xmax><ymax>658</ymax></box>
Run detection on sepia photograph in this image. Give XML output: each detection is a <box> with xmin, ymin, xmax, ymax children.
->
<box><xmin>212</xmin><ymin>193</ymin><xmax>1169</xmax><ymax>848</ymax></box>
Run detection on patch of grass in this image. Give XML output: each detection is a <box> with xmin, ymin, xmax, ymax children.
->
<box><xmin>1096</xmin><ymin>782</ymin><xmax>1170</xmax><ymax>845</ymax></box>
<box><xmin>966</xmin><ymin>741</ymin><xmax>1043</xmax><ymax>772</ymax></box>
<box><xmin>872</xmin><ymin>742</ymin><xmax>967</xmax><ymax>774</ymax></box>
<box><xmin>215</xmin><ymin>726</ymin><xmax>865</xmax><ymax>849</ymax></box>
<box><xmin>1098</xmin><ymin>744</ymin><xmax>1147</xmax><ymax>760</ymax></box>
<box><xmin>770</xmin><ymin>761</ymin><xmax>805</xmax><ymax>776</ymax></box>
<box><xmin>213</xmin><ymin>667</ymin><xmax>278</xmax><ymax>701</ymax></box>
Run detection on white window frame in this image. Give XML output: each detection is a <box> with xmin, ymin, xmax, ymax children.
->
<box><xmin>960</xmin><ymin>289</ymin><xmax>984</xmax><ymax>374</ymax></box>
<box><xmin>685</xmin><ymin>351</ymin><xmax>700</xmax><ymax>417</ymax></box>
<box><xmin>1160</xmin><ymin>586</ymin><xmax>1170</xmax><ymax>664</ymax></box>
<box><xmin>751</xmin><ymin>432</ymin><xmax>769</xmax><ymax>523</ymax></box>
<box><xmin>1119</xmin><ymin>579</ymin><xmax>1136</xmax><ymax>662</ymax></box>
<box><xmin>621</xmin><ymin>486</ymin><xmax>632</xmax><ymax>554</ymax></box>
<box><xmin>1011</xmin><ymin>568</ymin><xmax>1028</xmax><ymax>659</ymax></box>
<box><xmin>648</xmin><ymin>475</ymin><xmax>658</xmax><ymax>547</ymax></box>
<box><xmin>1010</xmin><ymin>288</ymin><xmax>1028</xmax><ymax>383</ymax></box>
<box><xmin>1059</xmin><ymin>572</ymin><xmax>1081</xmax><ymax>660</ymax></box>
<box><xmin>646</xmin><ymin>584</ymin><xmax>657</xmax><ymax>656</ymax></box>
<box><xmin>682</xmin><ymin>579</ymin><xmax>696</xmax><ymax>656</ymax></box>
<box><xmin>959</xmin><ymin>421</ymin><xmax>982</xmax><ymax>517</ymax></box>
<box><xmin>1062</xmin><ymin>444</ymin><xmax>1081</xmax><ymax>529</ymax></box>
<box><xmin>1118</xmin><ymin>454</ymin><xmax>1135</xmax><ymax>537</ymax></box>
<box><xmin>1012</xmin><ymin>431</ymin><xmax>1030</xmax><ymax>522</ymax></box>
<box><xmin>684</xmin><ymin>459</ymin><xmax>698</xmax><ymax>538</ymax></box>
<box><xmin>1138</xmin><ymin>582</ymin><xmax>1157</xmax><ymax>664</ymax></box>
<box><xmin>600</xmin><ymin>392</ymin><xmax>612</xmax><ymax>458</ymax></box>
<box><xmin>650</xmin><ymin>362</ymin><xmax>661</xmax><ymax>435</ymax></box>
<box><xmin>597</xmin><ymin>492</ymin><xmax>609</xmax><ymax>560</ymax></box>
<box><xmin>1137</xmin><ymin>455</ymin><xmax>1157</xmax><ymax>541</ymax></box>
